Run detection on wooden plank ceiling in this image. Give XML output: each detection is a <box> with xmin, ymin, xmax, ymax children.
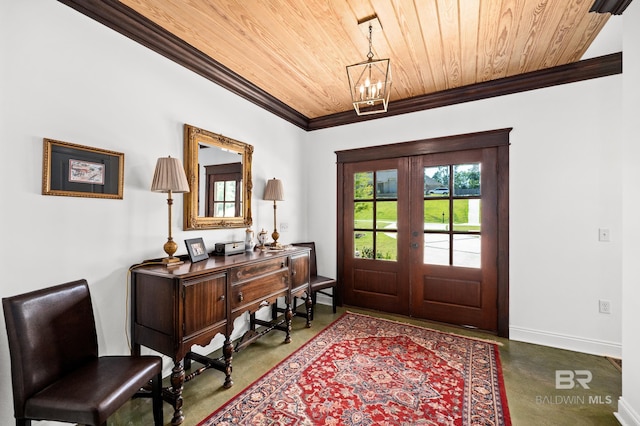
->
<box><xmin>119</xmin><ymin>0</ymin><xmax>611</xmax><ymax>119</ymax></box>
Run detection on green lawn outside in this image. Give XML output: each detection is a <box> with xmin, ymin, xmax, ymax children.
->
<box><xmin>353</xmin><ymin>198</ymin><xmax>480</xmax><ymax>259</ymax></box>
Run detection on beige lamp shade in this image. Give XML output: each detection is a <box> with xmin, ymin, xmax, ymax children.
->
<box><xmin>151</xmin><ymin>156</ymin><xmax>190</xmax><ymax>193</ymax></box>
<box><xmin>263</xmin><ymin>178</ymin><xmax>284</xmax><ymax>201</ymax></box>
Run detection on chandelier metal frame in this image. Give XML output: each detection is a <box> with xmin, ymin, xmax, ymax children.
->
<box><xmin>346</xmin><ymin>17</ymin><xmax>392</xmax><ymax>116</ymax></box>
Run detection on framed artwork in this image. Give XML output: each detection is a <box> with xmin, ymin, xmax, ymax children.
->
<box><xmin>185</xmin><ymin>238</ymin><xmax>208</xmax><ymax>263</ymax></box>
<box><xmin>42</xmin><ymin>138</ymin><xmax>124</xmax><ymax>199</ymax></box>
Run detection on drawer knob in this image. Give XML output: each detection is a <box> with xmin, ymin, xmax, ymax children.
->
<box><xmin>292</xmin><ymin>270</ymin><xmax>297</xmax><ymax>276</ymax></box>
<box><xmin>280</xmin><ymin>262</ymin><xmax>285</xmax><ymax>268</ymax></box>
<box><xmin>219</xmin><ymin>295</ymin><xmax>225</xmax><ymax>301</ymax></box>
<box><xmin>239</xmin><ymin>292</ymin><xmax>244</xmax><ymax>302</ymax></box>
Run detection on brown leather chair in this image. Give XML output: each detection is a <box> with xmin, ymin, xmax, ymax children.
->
<box><xmin>3</xmin><ymin>279</ymin><xmax>163</xmax><ymax>426</ymax></box>
<box><xmin>293</xmin><ymin>242</ymin><xmax>337</xmax><ymax>318</ymax></box>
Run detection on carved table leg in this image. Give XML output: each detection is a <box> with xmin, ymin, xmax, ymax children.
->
<box><xmin>166</xmin><ymin>360</ymin><xmax>185</xmax><ymax>426</ymax></box>
<box><xmin>284</xmin><ymin>303</ymin><xmax>293</xmax><ymax>343</ymax></box>
<box><xmin>305</xmin><ymin>292</ymin><xmax>313</xmax><ymax>328</ymax></box>
<box><xmin>223</xmin><ymin>336</ymin><xmax>234</xmax><ymax>389</ymax></box>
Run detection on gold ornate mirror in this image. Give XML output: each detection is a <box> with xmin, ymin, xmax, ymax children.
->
<box><xmin>183</xmin><ymin>124</ymin><xmax>253</xmax><ymax>230</ymax></box>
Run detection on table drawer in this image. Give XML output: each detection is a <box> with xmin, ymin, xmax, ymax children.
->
<box><xmin>231</xmin><ymin>270</ymin><xmax>288</xmax><ymax>311</ymax></box>
<box><xmin>229</xmin><ymin>255</ymin><xmax>287</xmax><ymax>283</ymax></box>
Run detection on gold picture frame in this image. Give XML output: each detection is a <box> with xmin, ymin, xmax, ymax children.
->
<box><xmin>42</xmin><ymin>138</ymin><xmax>124</xmax><ymax>199</ymax></box>
<box><xmin>183</xmin><ymin>124</ymin><xmax>253</xmax><ymax>230</ymax></box>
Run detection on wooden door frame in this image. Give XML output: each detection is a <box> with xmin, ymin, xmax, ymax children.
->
<box><xmin>336</xmin><ymin>128</ymin><xmax>511</xmax><ymax>337</ymax></box>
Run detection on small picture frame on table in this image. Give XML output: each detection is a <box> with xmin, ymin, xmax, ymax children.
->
<box><xmin>185</xmin><ymin>238</ymin><xmax>208</xmax><ymax>263</ymax></box>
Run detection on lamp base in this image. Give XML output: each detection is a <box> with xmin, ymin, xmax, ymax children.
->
<box><xmin>161</xmin><ymin>239</ymin><xmax>181</xmax><ymax>265</ymax></box>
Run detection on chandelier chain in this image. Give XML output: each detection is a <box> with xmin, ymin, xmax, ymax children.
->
<box><xmin>367</xmin><ymin>23</ymin><xmax>374</xmax><ymax>60</ymax></box>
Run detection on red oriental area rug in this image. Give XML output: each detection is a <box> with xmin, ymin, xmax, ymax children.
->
<box><xmin>198</xmin><ymin>312</ymin><xmax>511</xmax><ymax>426</ymax></box>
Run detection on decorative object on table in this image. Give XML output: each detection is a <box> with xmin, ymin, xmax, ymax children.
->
<box><xmin>257</xmin><ymin>228</ymin><xmax>269</xmax><ymax>248</ymax></box>
<box><xmin>346</xmin><ymin>15</ymin><xmax>392</xmax><ymax>116</ymax></box>
<box><xmin>184</xmin><ymin>237</ymin><xmax>208</xmax><ymax>263</ymax></box>
<box><xmin>263</xmin><ymin>178</ymin><xmax>284</xmax><ymax>247</ymax></box>
<box><xmin>151</xmin><ymin>156</ymin><xmax>190</xmax><ymax>264</ymax></box>
<box><xmin>245</xmin><ymin>227</ymin><xmax>255</xmax><ymax>251</ymax></box>
<box><xmin>42</xmin><ymin>138</ymin><xmax>124</xmax><ymax>199</ymax></box>
<box><xmin>198</xmin><ymin>312</ymin><xmax>511</xmax><ymax>426</ymax></box>
<box><xmin>213</xmin><ymin>241</ymin><xmax>245</xmax><ymax>256</ymax></box>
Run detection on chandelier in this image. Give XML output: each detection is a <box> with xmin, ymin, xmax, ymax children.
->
<box><xmin>346</xmin><ymin>16</ymin><xmax>392</xmax><ymax>116</ymax></box>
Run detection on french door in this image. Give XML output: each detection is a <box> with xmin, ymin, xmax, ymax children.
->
<box><xmin>337</xmin><ymin>129</ymin><xmax>510</xmax><ymax>336</ymax></box>
<box><xmin>342</xmin><ymin>158</ymin><xmax>411</xmax><ymax>315</ymax></box>
<box><xmin>409</xmin><ymin>149</ymin><xmax>498</xmax><ymax>331</ymax></box>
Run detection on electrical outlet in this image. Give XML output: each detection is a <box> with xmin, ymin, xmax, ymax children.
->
<box><xmin>599</xmin><ymin>299</ymin><xmax>611</xmax><ymax>314</ymax></box>
<box><xmin>599</xmin><ymin>228</ymin><xmax>610</xmax><ymax>242</ymax></box>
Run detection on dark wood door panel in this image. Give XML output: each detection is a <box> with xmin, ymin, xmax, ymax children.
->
<box><xmin>347</xmin><ymin>269</ymin><xmax>405</xmax><ymax>314</ymax></box>
<box><xmin>183</xmin><ymin>274</ymin><xmax>226</xmax><ymax>337</ymax></box>
<box><xmin>135</xmin><ymin>275</ymin><xmax>175</xmax><ymax>336</ymax></box>
<box><xmin>353</xmin><ymin>269</ymin><xmax>398</xmax><ymax>295</ymax></box>
<box><xmin>422</xmin><ymin>275</ymin><xmax>482</xmax><ymax>308</ymax></box>
<box><xmin>290</xmin><ymin>252</ymin><xmax>310</xmax><ymax>293</ymax></box>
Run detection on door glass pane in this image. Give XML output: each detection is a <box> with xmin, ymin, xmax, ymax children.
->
<box><xmin>354</xmin><ymin>201</ymin><xmax>374</xmax><ymax>229</ymax></box>
<box><xmin>424</xmin><ymin>166</ymin><xmax>449</xmax><ymax>197</ymax></box>
<box><xmin>377</xmin><ymin>201</ymin><xmax>397</xmax><ymax>230</ymax></box>
<box><xmin>453</xmin><ymin>235</ymin><xmax>481</xmax><ymax>268</ymax></box>
<box><xmin>424</xmin><ymin>199</ymin><xmax>449</xmax><ymax>231</ymax></box>
<box><xmin>353</xmin><ymin>169</ymin><xmax>397</xmax><ymax>262</ymax></box>
<box><xmin>424</xmin><ymin>233</ymin><xmax>449</xmax><ymax>265</ymax></box>
<box><xmin>355</xmin><ymin>172</ymin><xmax>374</xmax><ymax>198</ymax></box>
<box><xmin>225</xmin><ymin>181</ymin><xmax>236</xmax><ymax>200</ymax></box>
<box><xmin>376</xmin><ymin>170</ymin><xmax>397</xmax><ymax>199</ymax></box>
<box><xmin>214</xmin><ymin>181</ymin><xmax>225</xmax><ymax>201</ymax></box>
<box><xmin>453</xmin><ymin>199</ymin><xmax>481</xmax><ymax>232</ymax></box>
<box><xmin>376</xmin><ymin>231</ymin><xmax>398</xmax><ymax>260</ymax></box>
<box><xmin>222</xmin><ymin>203</ymin><xmax>233</xmax><ymax>216</ymax></box>
<box><xmin>453</xmin><ymin>163</ymin><xmax>481</xmax><ymax>197</ymax></box>
<box><xmin>354</xmin><ymin>231</ymin><xmax>373</xmax><ymax>259</ymax></box>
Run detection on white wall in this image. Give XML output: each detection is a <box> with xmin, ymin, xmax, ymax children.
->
<box><xmin>305</xmin><ymin>62</ymin><xmax>623</xmax><ymax>358</ymax></box>
<box><xmin>0</xmin><ymin>1</ymin><xmax>307</xmax><ymax>424</ymax></box>
<box><xmin>617</xmin><ymin>1</ymin><xmax>640</xmax><ymax>424</ymax></box>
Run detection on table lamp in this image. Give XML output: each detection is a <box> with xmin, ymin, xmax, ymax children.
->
<box><xmin>263</xmin><ymin>178</ymin><xmax>284</xmax><ymax>247</ymax></box>
<box><xmin>151</xmin><ymin>156</ymin><xmax>190</xmax><ymax>263</ymax></box>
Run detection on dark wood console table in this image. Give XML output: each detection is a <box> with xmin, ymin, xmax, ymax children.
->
<box><xmin>130</xmin><ymin>247</ymin><xmax>311</xmax><ymax>425</ymax></box>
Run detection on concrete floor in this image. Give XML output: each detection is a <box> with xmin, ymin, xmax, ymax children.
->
<box><xmin>111</xmin><ymin>304</ymin><xmax>621</xmax><ymax>425</ymax></box>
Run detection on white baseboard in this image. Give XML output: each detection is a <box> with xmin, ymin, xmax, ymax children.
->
<box><xmin>616</xmin><ymin>397</ymin><xmax>640</xmax><ymax>426</ymax></box>
<box><xmin>314</xmin><ymin>292</ymin><xmax>333</xmax><ymax>307</ymax></box>
<box><xmin>509</xmin><ymin>325</ymin><xmax>622</xmax><ymax>357</ymax></box>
